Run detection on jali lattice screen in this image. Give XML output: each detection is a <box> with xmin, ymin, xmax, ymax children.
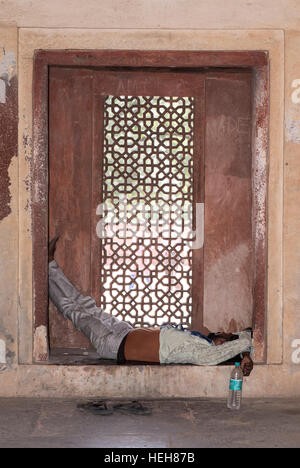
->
<box><xmin>100</xmin><ymin>95</ymin><xmax>194</xmax><ymax>327</ymax></box>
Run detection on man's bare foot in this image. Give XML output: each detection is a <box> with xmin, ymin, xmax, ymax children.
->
<box><xmin>48</xmin><ymin>236</ymin><xmax>59</xmax><ymax>263</ymax></box>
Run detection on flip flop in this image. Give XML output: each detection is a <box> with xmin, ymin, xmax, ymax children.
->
<box><xmin>77</xmin><ymin>400</ymin><xmax>113</xmax><ymax>415</ymax></box>
<box><xmin>112</xmin><ymin>400</ymin><xmax>152</xmax><ymax>415</ymax></box>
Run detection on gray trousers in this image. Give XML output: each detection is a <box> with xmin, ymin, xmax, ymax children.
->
<box><xmin>48</xmin><ymin>260</ymin><xmax>133</xmax><ymax>359</ymax></box>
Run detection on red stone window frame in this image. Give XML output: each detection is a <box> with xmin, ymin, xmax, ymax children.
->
<box><xmin>32</xmin><ymin>50</ymin><xmax>269</xmax><ymax>363</ymax></box>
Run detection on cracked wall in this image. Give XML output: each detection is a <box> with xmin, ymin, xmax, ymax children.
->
<box><xmin>0</xmin><ymin>26</ymin><xmax>18</xmax><ymax>376</ymax></box>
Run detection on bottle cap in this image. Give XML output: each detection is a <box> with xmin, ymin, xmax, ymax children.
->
<box><xmin>235</xmin><ymin>362</ymin><xmax>240</xmax><ymax>366</ymax></box>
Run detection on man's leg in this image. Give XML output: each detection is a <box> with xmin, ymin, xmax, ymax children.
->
<box><xmin>48</xmin><ymin>260</ymin><xmax>132</xmax><ymax>359</ymax></box>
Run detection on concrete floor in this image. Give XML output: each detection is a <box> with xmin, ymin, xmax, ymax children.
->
<box><xmin>0</xmin><ymin>397</ymin><xmax>300</xmax><ymax>448</ymax></box>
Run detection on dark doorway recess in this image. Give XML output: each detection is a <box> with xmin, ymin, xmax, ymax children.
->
<box><xmin>32</xmin><ymin>50</ymin><xmax>269</xmax><ymax>364</ymax></box>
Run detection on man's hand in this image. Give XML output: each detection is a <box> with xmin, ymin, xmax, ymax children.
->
<box><xmin>241</xmin><ymin>352</ymin><xmax>253</xmax><ymax>376</ymax></box>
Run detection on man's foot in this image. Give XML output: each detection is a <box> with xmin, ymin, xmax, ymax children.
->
<box><xmin>48</xmin><ymin>236</ymin><xmax>60</xmax><ymax>263</ymax></box>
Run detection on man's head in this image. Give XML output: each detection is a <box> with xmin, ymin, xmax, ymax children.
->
<box><xmin>208</xmin><ymin>332</ymin><xmax>239</xmax><ymax>346</ymax></box>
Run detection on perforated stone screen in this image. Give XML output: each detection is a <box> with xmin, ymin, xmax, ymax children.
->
<box><xmin>100</xmin><ymin>95</ymin><xmax>195</xmax><ymax>327</ymax></box>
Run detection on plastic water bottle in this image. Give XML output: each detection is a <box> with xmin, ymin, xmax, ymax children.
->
<box><xmin>227</xmin><ymin>362</ymin><xmax>243</xmax><ymax>410</ymax></box>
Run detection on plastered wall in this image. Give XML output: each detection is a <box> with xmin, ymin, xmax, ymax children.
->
<box><xmin>0</xmin><ymin>26</ymin><xmax>18</xmax><ymax>376</ymax></box>
<box><xmin>0</xmin><ymin>1</ymin><xmax>300</xmax><ymax>397</ymax></box>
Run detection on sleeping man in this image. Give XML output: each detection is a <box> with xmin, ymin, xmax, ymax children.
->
<box><xmin>48</xmin><ymin>237</ymin><xmax>254</xmax><ymax>376</ymax></box>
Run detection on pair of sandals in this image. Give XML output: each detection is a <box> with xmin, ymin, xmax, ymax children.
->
<box><xmin>77</xmin><ymin>400</ymin><xmax>152</xmax><ymax>415</ymax></box>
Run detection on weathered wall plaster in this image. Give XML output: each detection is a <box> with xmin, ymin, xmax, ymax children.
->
<box><xmin>0</xmin><ymin>50</ymin><xmax>16</xmax><ymax>82</ymax></box>
<box><xmin>0</xmin><ymin>78</ymin><xmax>6</xmax><ymax>103</ymax></box>
<box><xmin>33</xmin><ymin>325</ymin><xmax>48</xmax><ymax>362</ymax></box>
<box><xmin>0</xmin><ymin>46</ymin><xmax>17</xmax><ymax>221</ymax></box>
<box><xmin>286</xmin><ymin>79</ymin><xmax>300</xmax><ymax>144</ymax></box>
<box><xmin>0</xmin><ymin>339</ymin><xmax>6</xmax><ymax>363</ymax></box>
<box><xmin>0</xmin><ymin>1</ymin><xmax>299</xmax><ymax>397</ymax></box>
<box><xmin>0</xmin><ymin>27</ymin><xmax>18</xmax><ymax>378</ymax></box>
<box><xmin>0</xmin><ymin>0</ymin><xmax>300</xmax><ymax>30</ymax></box>
<box><xmin>284</xmin><ymin>31</ymin><xmax>300</xmax><ymax>373</ymax></box>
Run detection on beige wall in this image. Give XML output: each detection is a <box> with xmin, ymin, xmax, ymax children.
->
<box><xmin>0</xmin><ymin>26</ymin><xmax>18</xmax><ymax>375</ymax></box>
<box><xmin>0</xmin><ymin>1</ymin><xmax>300</xmax><ymax>397</ymax></box>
